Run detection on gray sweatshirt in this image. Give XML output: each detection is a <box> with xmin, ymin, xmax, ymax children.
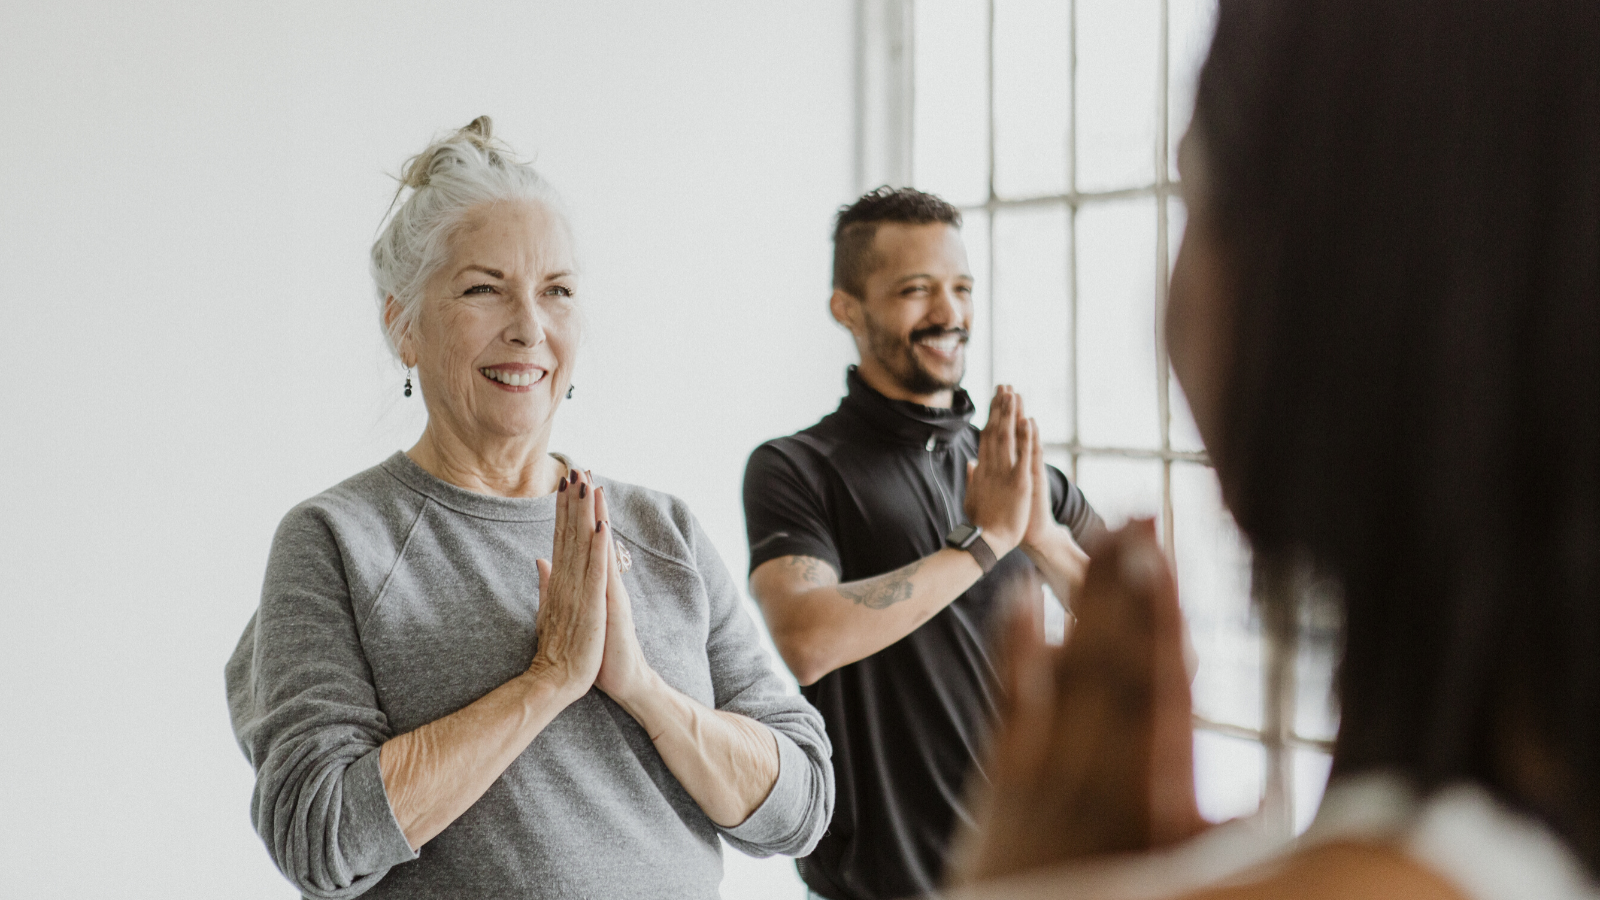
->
<box><xmin>226</xmin><ymin>453</ymin><xmax>833</xmax><ymax>899</ymax></box>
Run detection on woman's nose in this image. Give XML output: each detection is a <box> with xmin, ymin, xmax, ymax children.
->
<box><xmin>506</xmin><ymin>293</ymin><xmax>546</xmax><ymax>347</ymax></box>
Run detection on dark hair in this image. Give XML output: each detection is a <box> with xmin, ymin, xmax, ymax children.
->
<box><xmin>1195</xmin><ymin>0</ymin><xmax>1600</xmax><ymax>868</ymax></box>
<box><xmin>832</xmin><ymin>186</ymin><xmax>962</xmax><ymax>297</ymax></box>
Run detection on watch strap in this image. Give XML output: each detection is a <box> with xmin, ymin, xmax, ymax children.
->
<box><xmin>964</xmin><ymin>534</ymin><xmax>998</xmax><ymax>575</ymax></box>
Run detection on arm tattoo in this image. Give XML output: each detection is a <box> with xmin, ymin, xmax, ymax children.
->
<box><xmin>838</xmin><ymin>560</ymin><xmax>925</xmax><ymax>610</ymax></box>
<box><xmin>785</xmin><ymin>556</ymin><xmax>833</xmax><ymax>587</ymax></box>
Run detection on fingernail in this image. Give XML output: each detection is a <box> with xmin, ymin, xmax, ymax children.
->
<box><xmin>570</xmin><ymin>469</ymin><xmax>579</xmax><ymax>484</ymax></box>
<box><xmin>558</xmin><ymin>479</ymin><xmax>567</xmax><ymax>492</ymax></box>
<box><xmin>596</xmin><ymin>520</ymin><xmax>605</xmax><ymax>533</ymax></box>
<box><xmin>1119</xmin><ymin>538</ymin><xmax>1163</xmax><ymax>594</ymax></box>
<box><xmin>579</xmin><ymin>483</ymin><xmax>588</xmax><ymax>499</ymax></box>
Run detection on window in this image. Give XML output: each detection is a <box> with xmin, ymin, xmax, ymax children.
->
<box><xmin>858</xmin><ymin>0</ymin><xmax>1336</xmax><ymax>835</ymax></box>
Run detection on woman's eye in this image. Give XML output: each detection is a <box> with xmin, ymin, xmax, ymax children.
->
<box><xmin>546</xmin><ymin>285</ymin><xmax>575</xmax><ymax>298</ymax></box>
<box><xmin>463</xmin><ymin>284</ymin><xmax>496</xmax><ymax>295</ymax></box>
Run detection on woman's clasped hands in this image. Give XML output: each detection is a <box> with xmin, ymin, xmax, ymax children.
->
<box><xmin>530</xmin><ymin>468</ymin><xmax>655</xmax><ymax>706</ymax></box>
<box><xmin>949</xmin><ymin>519</ymin><xmax>1209</xmax><ymax>887</ymax></box>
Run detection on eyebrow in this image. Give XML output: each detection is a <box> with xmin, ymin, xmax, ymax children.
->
<box><xmin>894</xmin><ymin>273</ymin><xmax>974</xmax><ymax>285</ymax></box>
<box><xmin>455</xmin><ymin>266</ymin><xmax>576</xmax><ymax>281</ymax></box>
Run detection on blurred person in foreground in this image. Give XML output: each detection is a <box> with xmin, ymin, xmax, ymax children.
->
<box><xmin>743</xmin><ymin>187</ymin><xmax>1104</xmax><ymax>900</ymax></box>
<box><xmin>946</xmin><ymin>2</ymin><xmax>1600</xmax><ymax>898</ymax></box>
<box><xmin>225</xmin><ymin>117</ymin><xmax>831</xmax><ymax>900</ymax></box>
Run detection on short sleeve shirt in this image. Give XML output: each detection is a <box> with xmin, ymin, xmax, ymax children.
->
<box><xmin>742</xmin><ymin>368</ymin><xmax>1104</xmax><ymax>900</ymax></box>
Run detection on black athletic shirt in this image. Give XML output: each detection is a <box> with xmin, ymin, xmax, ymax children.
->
<box><xmin>742</xmin><ymin>368</ymin><xmax>1104</xmax><ymax>900</ymax></box>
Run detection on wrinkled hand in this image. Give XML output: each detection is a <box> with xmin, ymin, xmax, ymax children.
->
<box><xmin>591</xmin><ymin>484</ymin><xmax>657</xmax><ymax>705</ymax></box>
<box><xmin>947</xmin><ymin>520</ymin><xmax>1206</xmax><ymax>886</ymax></box>
<box><xmin>964</xmin><ymin>386</ymin><xmax>1034</xmax><ymax>556</ymax></box>
<box><xmin>530</xmin><ymin>468</ymin><xmax>610</xmax><ymax>699</ymax></box>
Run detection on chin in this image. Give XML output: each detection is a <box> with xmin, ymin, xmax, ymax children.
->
<box><xmin>914</xmin><ymin>364</ymin><xmax>965</xmax><ymax>394</ymax></box>
<box><xmin>487</xmin><ymin>406</ymin><xmax>554</xmax><ymax>439</ymax></box>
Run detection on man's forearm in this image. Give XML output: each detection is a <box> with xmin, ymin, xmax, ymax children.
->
<box><xmin>771</xmin><ymin>548</ymin><xmax>986</xmax><ymax>684</ymax></box>
<box><xmin>1022</xmin><ymin>524</ymin><xmax>1090</xmax><ymax>609</ymax></box>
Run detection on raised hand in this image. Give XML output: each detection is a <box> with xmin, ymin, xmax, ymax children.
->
<box><xmin>1012</xmin><ymin>394</ymin><xmax>1056</xmax><ymax>549</ymax></box>
<box><xmin>1013</xmin><ymin>393</ymin><xmax>1089</xmax><ymax>595</ymax></box>
<box><xmin>591</xmin><ymin>484</ymin><xmax>657</xmax><ymax>705</ymax></box>
<box><xmin>964</xmin><ymin>385</ymin><xmax>1035</xmax><ymax>556</ymax></box>
<box><xmin>530</xmin><ymin>468</ymin><xmax>611</xmax><ymax>700</ymax></box>
<box><xmin>947</xmin><ymin>520</ymin><xmax>1206</xmax><ymax>886</ymax></box>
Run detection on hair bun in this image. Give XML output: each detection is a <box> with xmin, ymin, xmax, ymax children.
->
<box><xmin>398</xmin><ymin>115</ymin><xmax>507</xmax><ymax>190</ymax></box>
<box><xmin>457</xmin><ymin>115</ymin><xmax>495</xmax><ymax>151</ymax></box>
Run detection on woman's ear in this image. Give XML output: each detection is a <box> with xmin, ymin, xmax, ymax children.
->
<box><xmin>384</xmin><ymin>295</ymin><xmax>417</xmax><ymax>366</ymax></box>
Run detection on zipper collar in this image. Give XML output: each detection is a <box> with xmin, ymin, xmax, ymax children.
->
<box><xmin>837</xmin><ymin>365</ymin><xmax>975</xmax><ymax>447</ymax></box>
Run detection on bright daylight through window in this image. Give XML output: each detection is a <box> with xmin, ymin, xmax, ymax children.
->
<box><xmin>884</xmin><ymin>0</ymin><xmax>1338</xmax><ymax>834</ymax></box>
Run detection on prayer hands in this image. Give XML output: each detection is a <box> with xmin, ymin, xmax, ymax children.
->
<box><xmin>531</xmin><ymin>468</ymin><xmax>610</xmax><ymax>700</ymax></box>
<box><xmin>592</xmin><ymin>483</ymin><xmax>655</xmax><ymax>705</ymax></box>
<box><xmin>947</xmin><ymin>520</ymin><xmax>1207</xmax><ymax>885</ymax></box>
<box><xmin>1011</xmin><ymin>391</ymin><xmax>1089</xmax><ymax>590</ymax></box>
<box><xmin>964</xmin><ymin>386</ymin><xmax>1035</xmax><ymax>555</ymax></box>
<box><xmin>533</xmin><ymin>469</ymin><xmax>657</xmax><ymax>705</ymax></box>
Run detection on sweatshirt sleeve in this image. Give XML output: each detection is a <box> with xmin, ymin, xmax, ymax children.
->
<box><xmin>225</xmin><ymin>505</ymin><xmax>418</xmax><ymax>898</ymax></box>
<box><xmin>685</xmin><ymin>510</ymin><xmax>835</xmax><ymax>858</ymax></box>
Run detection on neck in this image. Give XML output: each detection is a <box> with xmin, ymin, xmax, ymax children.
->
<box><xmin>406</xmin><ymin>420</ymin><xmax>567</xmax><ymax>498</ymax></box>
<box><xmin>854</xmin><ymin>358</ymin><xmax>955</xmax><ymax>409</ymax></box>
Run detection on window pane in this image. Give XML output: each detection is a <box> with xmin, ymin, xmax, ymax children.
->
<box><xmin>1194</xmin><ymin>729</ymin><xmax>1264</xmax><ymax>823</ymax></box>
<box><xmin>1168</xmin><ymin>0</ymin><xmax>1218</xmax><ymax>182</ymax></box>
<box><xmin>1166</xmin><ymin>197</ymin><xmax>1206</xmax><ymax>453</ymax></box>
<box><xmin>1294</xmin><ymin>598</ymin><xmax>1340</xmax><ymax>743</ymax></box>
<box><xmin>994</xmin><ymin>0</ymin><xmax>1070</xmax><ymax>198</ymax></box>
<box><xmin>964</xmin><ymin>208</ymin><xmax>995</xmax><ymax>417</ymax></box>
<box><xmin>914</xmin><ymin>0</ymin><xmax>990</xmax><ymax>205</ymax></box>
<box><xmin>1075</xmin><ymin>0</ymin><xmax>1159</xmax><ymax>192</ymax></box>
<box><xmin>1077</xmin><ymin>196</ymin><xmax>1160</xmax><ymax>449</ymax></box>
<box><xmin>1073</xmin><ymin>455</ymin><xmax>1163</xmax><ymax>537</ymax></box>
<box><xmin>1173</xmin><ymin>461</ymin><xmax>1260</xmax><ymax>730</ymax></box>
<box><xmin>1293</xmin><ymin>748</ymin><xmax>1333</xmax><ymax>834</ymax></box>
<box><xmin>993</xmin><ymin>204</ymin><xmax>1072</xmax><ymax>442</ymax></box>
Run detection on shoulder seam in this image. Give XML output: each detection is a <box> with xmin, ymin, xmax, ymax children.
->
<box><xmin>362</xmin><ymin>499</ymin><xmax>430</xmax><ymax>629</ymax></box>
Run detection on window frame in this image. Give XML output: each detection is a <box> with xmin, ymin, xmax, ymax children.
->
<box><xmin>854</xmin><ymin>0</ymin><xmax>1334</xmax><ymax>836</ymax></box>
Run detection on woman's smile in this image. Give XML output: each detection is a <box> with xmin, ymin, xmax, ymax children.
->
<box><xmin>479</xmin><ymin>364</ymin><xmax>547</xmax><ymax>391</ymax></box>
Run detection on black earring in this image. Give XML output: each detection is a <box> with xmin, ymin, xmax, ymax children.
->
<box><xmin>403</xmin><ymin>368</ymin><xmax>413</xmax><ymax>398</ymax></box>
<box><xmin>566</xmin><ymin>384</ymin><xmax>575</xmax><ymax>399</ymax></box>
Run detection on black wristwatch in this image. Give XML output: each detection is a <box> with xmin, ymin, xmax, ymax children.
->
<box><xmin>945</xmin><ymin>523</ymin><xmax>998</xmax><ymax>575</ymax></box>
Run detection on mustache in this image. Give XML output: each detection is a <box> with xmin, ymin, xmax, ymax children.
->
<box><xmin>909</xmin><ymin>326</ymin><xmax>970</xmax><ymax>344</ymax></box>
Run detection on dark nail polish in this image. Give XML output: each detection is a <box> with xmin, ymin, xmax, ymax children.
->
<box><xmin>579</xmin><ymin>483</ymin><xmax>587</xmax><ymax>499</ymax></box>
<box><xmin>569</xmin><ymin>469</ymin><xmax>579</xmax><ymax>484</ymax></box>
<box><xmin>596</xmin><ymin>521</ymin><xmax>605</xmax><ymax>533</ymax></box>
<box><xmin>558</xmin><ymin>479</ymin><xmax>567</xmax><ymax>492</ymax></box>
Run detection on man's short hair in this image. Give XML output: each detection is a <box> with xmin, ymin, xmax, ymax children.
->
<box><xmin>832</xmin><ymin>187</ymin><xmax>963</xmax><ymax>298</ymax></box>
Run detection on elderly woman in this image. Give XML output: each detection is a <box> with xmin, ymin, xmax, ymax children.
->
<box><xmin>945</xmin><ymin>2</ymin><xmax>1600</xmax><ymax>900</ymax></box>
<box><xmin>226</xmin><ymin>118</ymin><xmax>832</xmax><ymax>899</ymax></box>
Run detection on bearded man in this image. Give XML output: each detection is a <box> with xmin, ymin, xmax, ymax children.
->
<box><xmin>742</xmin><ymin>187</ymin><xmax>1105</xmax><ymax>900</ymax></box>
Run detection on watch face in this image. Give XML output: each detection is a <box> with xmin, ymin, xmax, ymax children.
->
<box><xmin>946</xmin><ymin>524</ymin><xmax>979</xmax><ymax>548</ymax></box>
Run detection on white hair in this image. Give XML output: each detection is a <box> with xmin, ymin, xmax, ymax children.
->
<box><xmin>370</xmin><ymin>116</ymin><xmax>570</xmax><ymax>361</ymax></box>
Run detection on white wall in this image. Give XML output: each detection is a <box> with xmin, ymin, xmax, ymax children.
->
<box><xmin>0</xmin><ymin>3</ymin><xmax>857</xmax><ymax>897</ymax></box>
